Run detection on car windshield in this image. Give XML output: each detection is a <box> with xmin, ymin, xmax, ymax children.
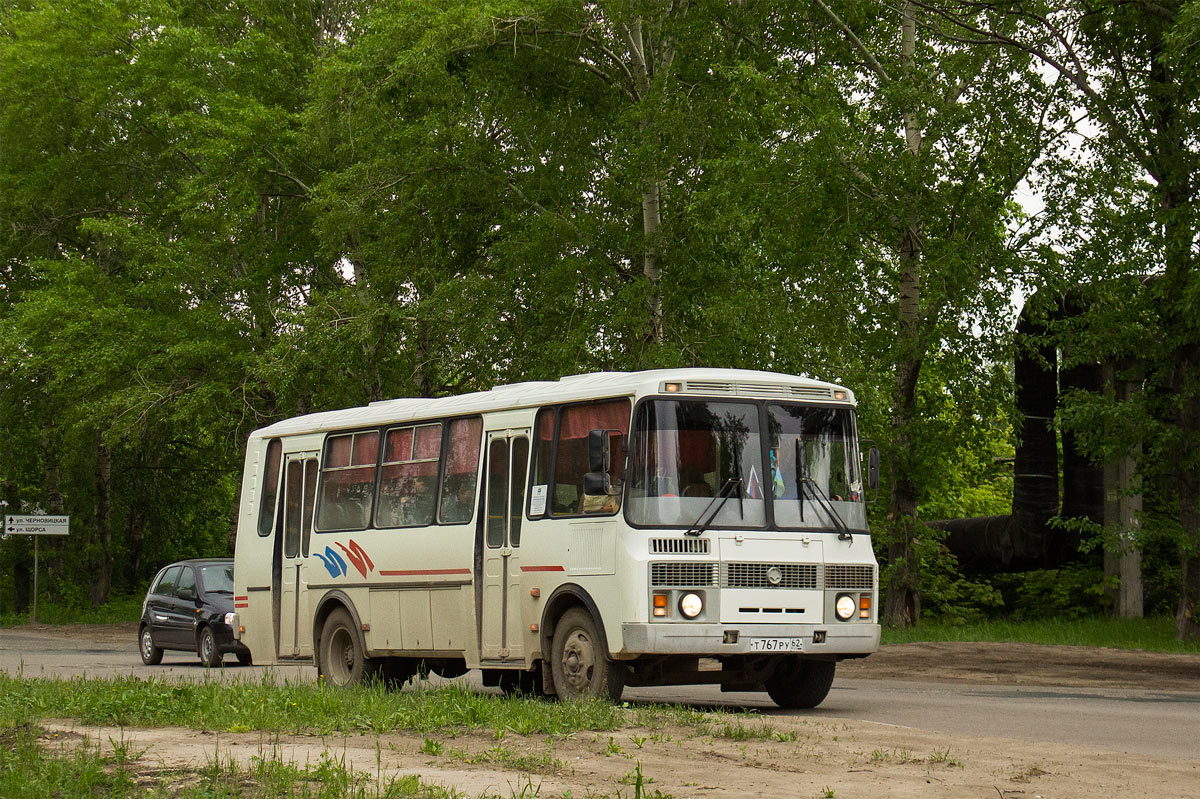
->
<box><xmin>198</xmin><ymin>564</ymin><xmax>234</xmax><ymax>593</ymax></box>
<box><xmin>625</xmin><ymin>398</ymin><xmax>866</xmax><ymax>532</ymax></box>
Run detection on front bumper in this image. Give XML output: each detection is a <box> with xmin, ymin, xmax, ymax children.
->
<box><xmin>619</xmin><ymin>622</ymin><xmax>880</xmax><ymax>656</ymax></box>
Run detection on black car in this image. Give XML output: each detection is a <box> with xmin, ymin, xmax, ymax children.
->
<box><xmin>138</xmin><ymin>558</ymin><xmax>252</xmax><ymax>667</ymax></box>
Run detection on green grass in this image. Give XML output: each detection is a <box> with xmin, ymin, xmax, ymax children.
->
<box><xmin>0</xmin><ymin>723</ymin><xmax>471</xmax><ymax>798</ymax></box>
<box><xmin>0</xmin><ymin>676</ymin><xmax>713</xmax><ymax>798</ymax></box>
<box><xmin>0</xmin><ymin>593</ymin><xmax>144</xmax><ymax>626</ymax></box>
<box><xmin>881</xmin><ymin>615</ymin><xmax>1200</xmax><ymax>654</ymax></box>
<box><xmin>0</xmin><ymin>672</ymin><xmax>759</xmax><ymax>740</ymax></box>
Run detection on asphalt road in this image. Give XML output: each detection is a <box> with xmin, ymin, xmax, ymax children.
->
<box><xmin>2</xmin><ymin>627</ymin><xmax>1197</xmax><ymax>759</ymax></box>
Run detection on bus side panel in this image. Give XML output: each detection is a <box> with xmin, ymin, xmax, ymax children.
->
<box><xmin>364</xmin><ymin>586</ymin><xmax>467</xmax><ymax>653</ymax></box>
<box><xmin>233</xmin><ymin>437</ymin><xmax>277</xmax><ymax>665</ymax></box>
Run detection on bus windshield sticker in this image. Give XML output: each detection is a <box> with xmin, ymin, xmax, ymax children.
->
<box><xmin>530</xmin><ymin>485</ymin><xmax>548</xmax><ymax>516</ymax></box>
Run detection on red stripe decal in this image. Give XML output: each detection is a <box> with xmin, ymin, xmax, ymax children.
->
<box><xmin>520</xmin><ymin>565</ymin><xmax>565</xmax><ymax>572</ymax></box>
<box><xmin>234</xmin><ymin>595</ymin><xmax>248</xmax><ymax>601</ymax></box>
<box><xmin>378</xmin><ymin>568</ymin><xmax>472</xmax><ymax>576</ymax></box>
<box><xmin>234</xmin><ymin>603</ymin><xmax>248</xmax><ymax>609</ymax></box>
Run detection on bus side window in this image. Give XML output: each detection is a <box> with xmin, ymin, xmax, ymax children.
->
<box><xmin>257</xmin><ymin>439</ymin><xmax>282</xmax><ymax>537</ymax></box>
<box><xmin>551</xmin><ymin>400</ymin><xmax>631</xmax><ymax>516</ymax></box>
<box><xmin>377</xmin><ymin>423</ymin><xmax>441</xmax><ymax>528</ymax></box>
<box><xmin>316</xmin><ymin>431</ymin><xmax>380</xmax><ymax>531</ymax></box>
<box><xmin>439</xmin><ymin>417</ymin><xmax>483</xmax><ymax>524</ymax></box>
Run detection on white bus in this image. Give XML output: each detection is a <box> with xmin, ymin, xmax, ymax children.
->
<box><xmin>232</xmin><ymin>369</ymin><xmax>880</xmax><ymax>708</ymax></box>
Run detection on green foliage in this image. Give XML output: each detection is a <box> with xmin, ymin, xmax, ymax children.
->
<box><xmin>881</xmin><ymin>615</ymin><xmax>1200</xmax><ymax>654</ymax></box>
<box><xmin>990</xmin><ymin>564</ymin><xmax>1111</xmax><ymax>621</ymax></box>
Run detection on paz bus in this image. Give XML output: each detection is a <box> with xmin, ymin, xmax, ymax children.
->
<box><xmin>231</xmin><ymin>369</ymin><xmax>880</xmax><ymax>708</ymax></box>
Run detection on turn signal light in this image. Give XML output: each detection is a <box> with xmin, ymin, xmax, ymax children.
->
<box><xmin>653</xmin><ymin>593</ymin><xmax>669</xmax><ymax>617</ymax></box>
<box><xmin>859</xmin><ymin>595</ymin><xmax>872</xmax><ymax>619</ymax></box>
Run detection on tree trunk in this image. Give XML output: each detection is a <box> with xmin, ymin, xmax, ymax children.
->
<box><xmin>1173</xmin><ymin>359</ymin><xmax>1200</xmax><ymax>640</ymax></box>
<box><xmin>40</xmin><ymin>415</ymin><xmax>64</xmax><ymax>514</ymax></box>
<box><xmin>623</xmin><ymin>19</ymin><xmax>664</xmax><ymax>350</ymax></box>
<box><xmin>89</xmin><ymin>437</ymin><xmax>113</xmax><ymax>608</ymax></box>
<box><xmin>1145</xmin><ymin>17</ymin><xmax>1200</xmax><ymax>640</ymax></box>
<box><xmin>883</xmin><ymin>1</ymin><xmax>926</xmax><ymax>627</ymax></box>
<box><xmin>883</xmin><ymin>223</ymin><xmax>924</xmax><ymax>627</ymax></box>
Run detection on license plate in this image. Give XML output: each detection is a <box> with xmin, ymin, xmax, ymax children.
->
<box><xmin>748</xmin><ymin>637</ymin><xmax>804</xmax><ymax>652</ymax></box>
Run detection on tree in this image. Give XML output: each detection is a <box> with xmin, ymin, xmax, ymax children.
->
<box><xmin>787</xmin><ymin>1</ymin><xmax>1066</xmax><ymax>624</ymax></box>
<box><xmin>919</xmin><ymin>0</ymin><xmax>1200</xmax><ymax>638</ymax></box>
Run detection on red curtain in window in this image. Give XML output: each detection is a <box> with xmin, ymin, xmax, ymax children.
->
<box><xmin>559</xmin><ymin>400</ymin><xmax>630</xmax><ymax>440</ymax></box>
<box><xmin>445</xmin><ymin>417</ymin><xmax>482</xmax><ymax>475</ymax></box>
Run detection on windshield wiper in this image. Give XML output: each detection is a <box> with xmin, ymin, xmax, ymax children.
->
<box><xmin>684</xmin><ymin>477</ymin><xmax>743</xmax><ymax>537</ymax></box>
<box><xmin>796</xmin><ymin>439</ymin><xmax>852</xmax><ymax>540</ymax></box>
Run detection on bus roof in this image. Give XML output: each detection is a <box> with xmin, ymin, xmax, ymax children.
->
<box><xmin>252</xmin><ymin>368</ymin><xmax>853</xmax><ymax>440</ymax></box>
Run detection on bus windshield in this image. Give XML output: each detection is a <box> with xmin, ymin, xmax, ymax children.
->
<box><xmin>625</xmin><ymin>399</ymin><xmax>866</xmax><ymax>532</ymax></box>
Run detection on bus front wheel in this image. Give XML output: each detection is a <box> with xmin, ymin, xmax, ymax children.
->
<box><xmin>550</xmin><ymin>608</ymin><xmax>624</xmax><ymax>702</ymax></box>
<box><xmin>764</xmin><ymin>657</ymin><xmax>836</xmax><ymax>709</ymax></box>
<box><xmin>318</xmin><ymin>608</ymin><xmax>373</xmax><ymax>687</ymax></box>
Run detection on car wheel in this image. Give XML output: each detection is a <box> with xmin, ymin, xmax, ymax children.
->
<box><xmin>549</xmin><ymin>608</ymin><xmax>624</xmax><ymax>702</ymax></box>
<box><xmin>236</xmin><ymin>651</ymin><xmax>253</xmax><ymax>666</ymax></box>
<box><xmin>318</xmin><ymin>608</ymin><xmax>379</xmax><ymax>687</ymax></box>
<box><xmin>139</xmin><ymin>625</ymin><xmax>163</xmax><ymax>666</ymax></box>
<box><xmin>198</xmin><ymin>626</ymin><xmax>222</xmax><ymax>668</ymax></box>
<box><xmin>764</xmin><ymin>657</ymin><xmax>836</xmax><ymax>709</ymax></box>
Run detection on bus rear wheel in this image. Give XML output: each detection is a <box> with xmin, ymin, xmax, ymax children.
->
<box><xmin>764</xmin><ymin>657</ymin><xmax>836</xmax><ymax>709</ymax></box>
<box><xmin>319</xmin><ymin>608</ymin><xmax>374</xmax><ymax>687</ymax></box>
<box><xmin>550</xmin><ymin>608</ymin><xmax>624</xmax><ymax>702</ymax></box>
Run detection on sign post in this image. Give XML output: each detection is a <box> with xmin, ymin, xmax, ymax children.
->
<box><xmin>4</xmin><ymin>515</ymin><xmax>70</xmax><ymax>624</ymax></box>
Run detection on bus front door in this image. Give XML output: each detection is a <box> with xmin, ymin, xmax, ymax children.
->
<box><xmin>480</xmin><ymin>429</ymin><xmax>530</xmax><ymax>662</ymax></box>
<box><xmin>277</xmin><ymin>452</ymin><xmax>318</xmax><ymax>659</ymax></box>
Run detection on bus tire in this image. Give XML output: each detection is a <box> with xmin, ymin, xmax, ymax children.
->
<box><xmin>550</xmin><ymin>608</ymin><xmax>624</xmax><ymax>702</ymax></box>
<box><xmin>139</xmin><ymin>625</ymin><xmax>163</xmax><ymax>666</ymax></box>
<box><xmin>765</xmin><ymin>657</ymin><xmax>836</xmax><ymax>709</ymax></box>
<box><xmin>198</xmin><ymin>626</ymin><xmax>222</xmax><ymax>668</ymax></box>
<box><xmin>318</xmin><ymin>608</ymin><xmax>373</xmax><ymax>687</ymax></box>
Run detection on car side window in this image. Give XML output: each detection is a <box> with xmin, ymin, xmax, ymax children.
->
<box><xmin>154</xmin><ymin>566</ymin><xmax>182</xmax><ymax>597</ymax></box>
<box><xmin>176</xmin><ymin>566</ymin><xmax>196</xmax><ymax>598</ymax></box>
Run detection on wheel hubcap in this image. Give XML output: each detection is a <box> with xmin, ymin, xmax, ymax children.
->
<box><xmin>328</xmin><ymin>628</ymin><xmax>355</xmax><ymax>684</ymax></box>
<box><xmin>561</xmin><ymin>629</ymin><xmax>595</xmax><ymax>693</ymax></box>
<box><xmin>141</xmin><ymin>632</ymin><xmax>152</xmax><ymax>658</ymax></box>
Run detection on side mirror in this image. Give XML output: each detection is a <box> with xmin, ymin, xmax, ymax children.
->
<box><xmin>587</xmin><ymin>429</ymin><xmax>611</xmax><ymax>473</ymax></box>
<box><xmin>178</xmin><ymin>587</ymin><xmax>196</xmax><ymax>603</ymax></box>
<box><xmin>583</xmin><ymin>471</ymin><xmax>612</xmax><ymax>496</ymax></box>
<box><xmin>868</xmin><ymin>446</ymin><xmax>880</xmax><ymax>492</ymax></box>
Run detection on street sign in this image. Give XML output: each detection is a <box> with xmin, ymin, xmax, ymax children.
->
<box><xmin>5</xmin><ymin>515</ymin><xmax>70</xmax><ymax>536</ymax></box>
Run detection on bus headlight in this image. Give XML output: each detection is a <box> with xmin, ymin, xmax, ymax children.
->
<box><xmin>679</xmin><ymin>593</ymin><xmax>704</xmax><ymax>619</ymax></box>
<box><xmin>835</xmin><ymin>594</ymin><xmax>856</xmax><ymax>621</ymax></box>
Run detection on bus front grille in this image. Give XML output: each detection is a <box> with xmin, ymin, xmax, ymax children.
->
<box><xmin>825</xmin><ymin>565</ymin><xmax>875</xmax><ymax>589</ymax></box>
<box><xmin>650</xmin><ymin>538</ymin><xmax>710</xmax><ymax>555</ymax></box>
<box><xmin>650</xmin><ymin>562</ymin><xmax>718</xmax><ymax>587</ymax></box>
<box><xmin>723</xmin><ymin>563</ymin><xmax>818</xmax><ymax>589</ymax></box>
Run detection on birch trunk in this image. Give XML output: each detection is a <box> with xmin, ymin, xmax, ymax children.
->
<box><xmin>883</xmin><ymin>1</ymin><xmax>926</xmax><ymax>627</ymax></box>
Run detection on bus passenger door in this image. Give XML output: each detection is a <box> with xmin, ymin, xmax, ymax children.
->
<box><xmin>480</xmin><ymin>429</ymin><xmax>530</xmax><ymax>662</ymax></box>
<box><xmin>277</xmin><ymin>452</ymin><xmax>319</xmax><ymax>659</ymax></box>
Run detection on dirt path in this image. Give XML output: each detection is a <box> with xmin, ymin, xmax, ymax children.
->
<box><xmin>11</xmin><ymin>623</ymin><xmax>1200</xmax><ymax>797</ymax></box>
<box><xmin>22</xmin><ymin>622</ymin><xmax>1200</xmax><ymax>691</ymax></box>
<box><xmin>40</xmin><ymin>711</ymin><xmax>1200</xmax><ymax>799</ymax></box>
